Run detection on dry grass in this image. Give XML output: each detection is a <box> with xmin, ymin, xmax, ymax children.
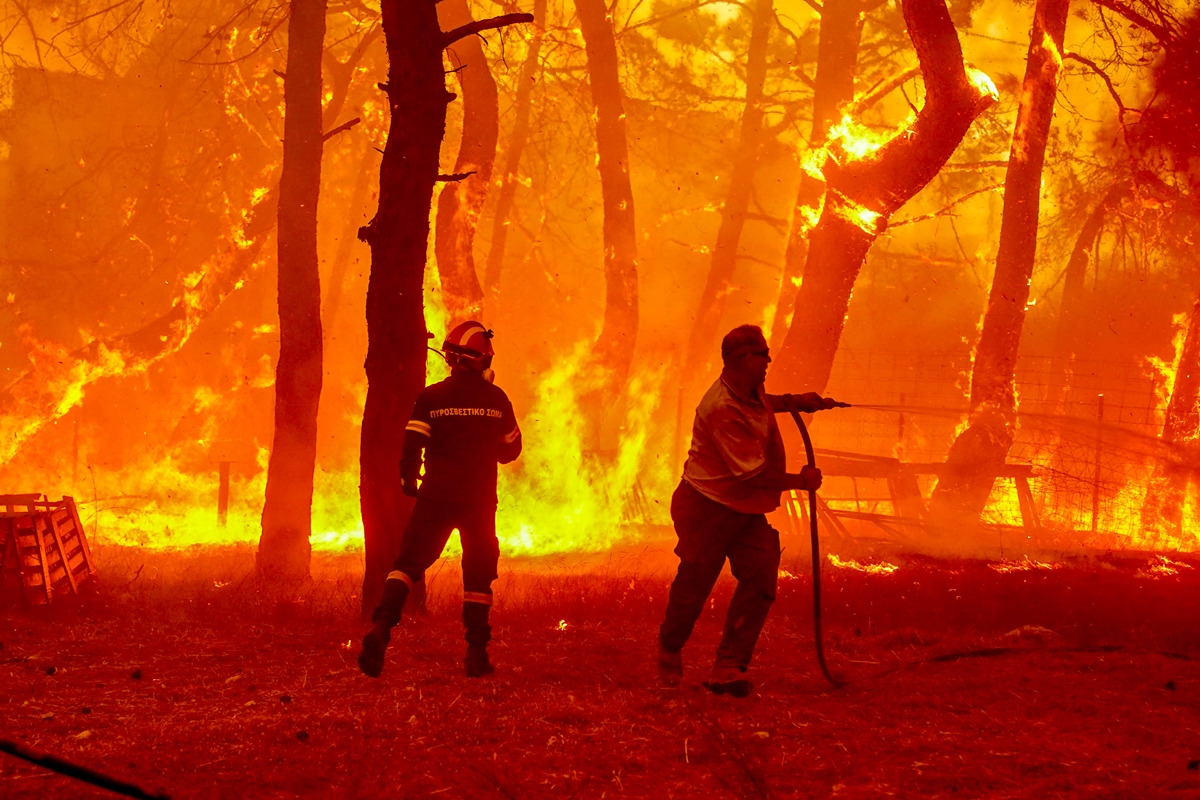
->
<box><xmin>3</xmin><ymin>542</ymin><xmax>1200</xmax><ymax>798</ymax></box>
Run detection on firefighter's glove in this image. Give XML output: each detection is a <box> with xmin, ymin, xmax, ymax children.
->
<box><xmin>402</xmin><ymin>478</ymin><xmax>420</xmax><ymax>498</ymax></box>
<box><xmin>798</xmin><ymin>465</ymin><xmax>823</xmax><ymax>492</ymax></box>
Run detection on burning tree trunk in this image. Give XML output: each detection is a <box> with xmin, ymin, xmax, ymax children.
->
<box><xmin>483</xmin><ymin>0</ymin><xmax>546</xmax><ymax>309</ymax></box>
<box><xmin>577</xmin><ymin>0</ymin><xmax>639</xmax><ymax>413</ymax></box>
<box><xmin>257</xmin><ymin>0</ymin><xmax>327</xmax><ymax>584</ymax></box>
<box><xmin>768</xmin><ymin>0</ymin><xmax>996</xmax><ymax>395</ymax></box>
<box><xmin>1141</xmin><ymin>296</ymin><xmax>1200</xmax><ymax>541</ymax></box>
<box><xmin>682</xmin><ymin>0</ymin><xmax>773</xmax><ymax>383</ymax></box>
<box><xmin>433</xmin><ymin>0</ymin><xmax>500</xmax><ymax>323</ymax></box>
<box><xmin>357</xmin><ymin>2</ymin><xmax>532</xmax><ymax>616</ymax></box>
<box><xmin>769</xmin><ymin>0</ymin><xmax>864</xmax><ymax>349</ymax></box>
<box><xmin>929</xmin><ymin>0</ymin><xmax>1069</xmax><ymax>523</ymax></box>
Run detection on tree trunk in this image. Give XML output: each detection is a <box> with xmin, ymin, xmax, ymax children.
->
<box><xmin>257</xmin><ymin>0</ymin><xmax>327</xmax><ymax>585</ymax></box>
<box><xmin>357</xmin><ymin>3</ymin><xmax>532</xmax><ymax>616</ymax></box>
<box><xmin>483</xmin><ymin>0</ymin><xmax>546</xmax><ymax>311</ymax></box>
<box><xmin>928</xmin><ymin>0</ymin><xmax>1070</xmax><ymax>522</ymax></box>
<box><xmin>682</xmin><ymin>0</ymin><xmax>774</xmax><ymax>385</ymax></box>
<box><xmin>769</xmin><ymin>0</ymin><xmax>864</xmax><ymax>349</ymax></box>
<box><xmin>577</xmin><ymin>0</ymin><xmax>639</xmax><ymax>411</ymax></box>
<box><xmin>1141</xmin><ymin>295</ymin><xmax>1200</xmax><ymax>541</ymax></box>
<box><xmin>434</xmin><ymin>0</ymin><xmax>500</xmax><ymax>323</ymax></box>
<box><xmin>357</xmin><ymin>0</ymin><xmax>444</xmax><ymax>616</ymax></box>
<box><xmin>769</xmin><ymin>0</ymin><xmax>997</xmax><ymax>395</ymax></box>
<box><xmin>1049</xmin><ymin>180</ymin><xmax>1129</xmax><ymax>411</ymax></box>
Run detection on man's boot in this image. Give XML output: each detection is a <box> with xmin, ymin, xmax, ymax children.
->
<box><xmin>703</xmin><ymin>665</ymin><xmax>753</xmax><ymax>698</ymax></box>
<box><xmin>359</xmin><ymin>576</ymin><xmax>410</xmax><ymax>678</ymax></box>
<box><xmin>463</xmin><ymin>600</ymin><xmax>494</xmax><ymax>678</ymax></box>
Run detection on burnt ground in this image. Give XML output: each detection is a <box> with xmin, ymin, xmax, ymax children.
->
<box><xmin>3</xmin><ymin>542</ymin><xmax>1200</xmax><ymax>798</ymax></box>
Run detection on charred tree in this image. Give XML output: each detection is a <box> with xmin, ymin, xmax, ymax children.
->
<box><xmin>769</xmin><ymin>0</ymin><xmax>996</xmax><ymax>395</ymax></box>
<box><xmin>434</xmin><ymin>0</ymin><xmax>500</xmax><ymax>323</ymax></box>
<box><xmin>928</xmin><ymin>0</ymin><xmax>1069</xmax><ymax>523</ymax></box>
<box><xmin>257</xmin><ymin>0</ymin><xmax>327</xmax><ymax>584</ymax></box>
<box><xmin>682</xmin><ymin>0</ymin><xmax>774</xmax><ymax>384</ymax></box>
<box><xmin>770</xmin><ymin>0</ymin><xmax>865</xmax><ymax>349</ymax></box>
<box><xmin>577</xmin><ymin>0</ymin><xmax>639</xmax><ymax>414</ymax></box>
<box><xmin>357</xmin><ymin>3</ymin><xmax>532</xmax><ymax>616</ymax></box>
<box><xmin>1141</xmin><ymin>296</ymin><xmax>1200</xmax><ymax>541</ymax></box>
<box><xmin>1049</xmin><ymin>180</ymin><xmax>1130</xmax><ymax>410</ymax></box>
<box><xmin>483</xmin><ymin>0</ymin><xmax>547</xmax><ymax>308</ymax></box>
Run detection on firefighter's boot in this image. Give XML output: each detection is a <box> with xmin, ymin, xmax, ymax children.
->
<box><xmin>463</xmin><ymin>600</ymin><xmax>494</xmax><ymax>678</ymax></box>
<box><xmin>359</xmin><ymin>576</ymin><xmax>411</xmax><ymax>678</ymax></box>
<box><xmin>658</xmin><ymin>644</ymin><xmax>683</xmax><ymax>687</ymax></box>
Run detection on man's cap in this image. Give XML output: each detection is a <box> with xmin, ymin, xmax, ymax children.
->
<box><xmin>721</xmin><ymin>324</ymin><xmax>767</xmax><ymax>362</ymax></box>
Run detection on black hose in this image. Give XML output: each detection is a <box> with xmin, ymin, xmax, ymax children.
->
<box><xmin>782</xmin><ymin>396</ymin><xmax>846</xmax><ymax>688</ymax></box>
<box><xmin>0</xmin><ymin>738</ymin><xmax>170</xmax><ymax>799</ymax></box>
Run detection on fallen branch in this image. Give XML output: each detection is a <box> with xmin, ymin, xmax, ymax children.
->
<box><xmin>437</xmin><ymin>171</ymin><xmax>477</xmax><ymax>183</ymax></box>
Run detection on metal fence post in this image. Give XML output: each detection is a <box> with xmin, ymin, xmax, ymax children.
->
<box><xmin>1091</xmin><ymin>393</ymin><xmax>1104</xmax><ymax>532</ymax></box>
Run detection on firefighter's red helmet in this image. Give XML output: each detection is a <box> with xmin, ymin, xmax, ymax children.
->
<box><xmin>443</xmin><ymin>321</ymin><xmax>494</xmax><ymax>372</ymax></box>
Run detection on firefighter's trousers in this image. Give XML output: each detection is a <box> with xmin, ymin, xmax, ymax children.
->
<box><xmin>659</xmin><ymin>480</ymin><xmax>781</xmax><ymax>671</ymax></box>
<box><xmin>372</xmin><ymin>497</ymin><xmax>499</xmax><ymax>647</ymax></box>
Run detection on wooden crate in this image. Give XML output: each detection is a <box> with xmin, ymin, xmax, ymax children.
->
<box><xmin>0</xmin><ymin>495</ymin><xmax>97</xmax><ymax>606</ymax></box>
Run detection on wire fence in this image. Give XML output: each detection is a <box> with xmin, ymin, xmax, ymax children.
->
<box><xmin>810</xmin><ymin>349</ymin><xmax>1195</xmax><ymax>551</ymax></box>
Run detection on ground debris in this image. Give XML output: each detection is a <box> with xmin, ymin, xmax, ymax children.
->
<box><xmin>1</xmin><ymin>548</ymin><xmax>1199</xmax><ymax>798</ymax></box>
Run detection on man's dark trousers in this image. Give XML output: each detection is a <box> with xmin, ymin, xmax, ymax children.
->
<box><xmin>659</xmin><ymin>480</ymin><xmax>781</xmax><ymax>670</ymax></box>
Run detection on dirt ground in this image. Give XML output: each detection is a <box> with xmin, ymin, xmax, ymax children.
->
<box><xmin>3</xmin><ymin>543</ymin><xmax>1200</xmax><ymax>798</ymax></box>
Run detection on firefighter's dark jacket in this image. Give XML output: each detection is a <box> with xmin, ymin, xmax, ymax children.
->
<box><xmin>400</xmin><ymin>370</ymin><xmax>522</xmax><ymax>506</ymax></box>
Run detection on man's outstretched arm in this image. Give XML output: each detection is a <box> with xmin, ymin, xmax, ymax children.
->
<box><xmin>765</xmin><ymin>392</ymin><xmax>840</xmax><ymax>414</ymax></box>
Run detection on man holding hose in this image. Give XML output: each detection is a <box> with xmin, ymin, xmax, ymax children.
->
<box><xmin>659</xmin><ymin>324</ymin><xmax>837</xmax><ymax>697</ymax></box>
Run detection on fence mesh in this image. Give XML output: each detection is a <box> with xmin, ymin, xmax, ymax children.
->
<box><xmin>807</xmin><ymin>349</ymin><xmax>1195</xmax><ymax>552</ymax></box>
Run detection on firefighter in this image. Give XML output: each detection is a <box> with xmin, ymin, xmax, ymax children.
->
<box><xmin>359</xmin><ymin>321</ymin><xmax>522</xmax><ymax>679</ymax></box>
<box><xmin>658</xmin><ymin>324</ymin><xmax>836</xmax><ymax>697</ymax></box>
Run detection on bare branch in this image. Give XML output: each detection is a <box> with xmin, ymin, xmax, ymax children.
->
<box><xmin>322</xmin><ymin>117</ymin><xmax>362</xmax><ymax>141</ymax></box>
<box><xmin>848</xmin><ymin>66</ymin><xmax>921</xmax><ymax>115</ymax></box>
<box><xmin>1092</xmin><ymin>0</ymin><xmax>1173</xmax><ymax>42</ymax></box>
<box><xmin>437</xmin><ymin>171</ymin><xmax>478</xmax><ymax>182</ymax></box>
<box><xmin>1063</xmin><ymin>51</ymin><xmax>1133</xmax><ymax>117</ymax></box>
<box><xmin>889</xmin><ymin>181</ymin><xmax>1002</xmax><ymax>228</ymax></box>
<box><xmin>442</xmin><ymin>13</ymin><xmax>534</xmax><ymax>48</ymax></box>
<box><xmin>619</xmin><ymin>0</ymin><xmax>742</xmax><ymax>36</ymax></box>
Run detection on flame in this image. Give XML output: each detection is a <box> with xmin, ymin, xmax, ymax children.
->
<box><xmin>828</xmin><ymin>554</ymin><xmax>899</xmax><ymax>575</ymax></box>
<box><xmin>1</xmin><ymin>328</ymin><xmax>129</xmax><ymax>464</ymax></box>
<box><xmin>1145</xmin><ymin>311</ymin><xmax>1189</xmax><ymax>415</ymax></box>
<box><xmin>1136</xmin><ymin>555</ymin><xmax>1194</xmax><ymax>579</ymax></box>
<box><xmin>826</xmin><ymin>114</ymin><xmax>910</xmax><ymax>164</ymax></box>
<box><xmin>967</xmin><ymin>67</ymin><xmax>999</xmax><ymax>102</ymax></box>
<box><xmin>988</xmin><ymin>558</ymin><xmax>1061</xmax><ymax>573</ymax></box>
<box><xmin>494</xmin><ymin>342</ymin><xmax>670</xmax><ymax>555</ymax></box>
